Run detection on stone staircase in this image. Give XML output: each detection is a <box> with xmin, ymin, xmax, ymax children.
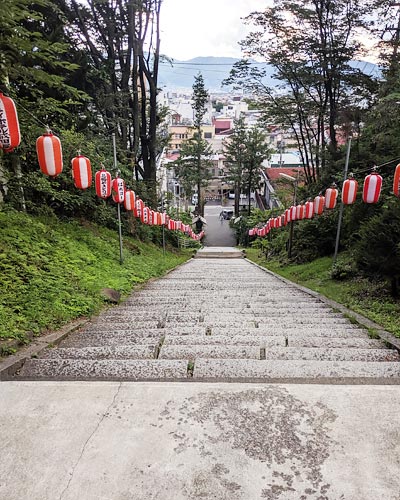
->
<box><xmin>17</xmin><ymin>255</ymin><xmax>400</xmax><ymax>382</ymax></box>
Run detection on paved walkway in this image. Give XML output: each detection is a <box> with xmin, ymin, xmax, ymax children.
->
<box><xmin>203</xmin><ymin>204</ymin><xmax>237</xmax><ymax>247</ymax></box>
<box><xmin>2</xmin><ymin>250</ymin><xmax>400</xmax><ymax>499</ymax></box>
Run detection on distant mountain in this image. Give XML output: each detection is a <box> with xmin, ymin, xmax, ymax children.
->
<box><xmin>158</xmin><ymin>56</ymin><xmax>278</xmax><ymax>92</ymax></box>
<box><xmin>158</xmin><ymin>56</ymin><xmax>380</xmax><ymax>93</ymax></box>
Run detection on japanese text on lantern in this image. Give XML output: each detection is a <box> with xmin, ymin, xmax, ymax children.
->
<box><xmin>0</xmin><ymin>107</ymin><xmax>10</xmax><ymax>149</ymax></box>
<box><xmin>100</xmin><ymin>172</ymin><xmax>108</xmax><ymax>198</ymax></box>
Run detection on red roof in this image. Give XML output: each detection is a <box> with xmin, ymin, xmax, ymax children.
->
<box><xmin>213</xmin><ymin>119</ymin><xmax>232</xmax><ymax>130</ymax></box>
<box><xmin>265</xmin><ymin>167</ymin><xmax>304</xmax><ymax>182</ymax></box>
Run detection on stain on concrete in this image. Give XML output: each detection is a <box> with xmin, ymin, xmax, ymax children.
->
<box><xmin>160</xmin><ymin>387</ymin><xmax>337</xmax><ymax>499</ymax></box>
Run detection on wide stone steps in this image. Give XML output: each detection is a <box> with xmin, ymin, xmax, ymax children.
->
<box><xmin>14</xmin><ymin>252</ymin><xmax>400</xmax><ymax>382</ymax></box>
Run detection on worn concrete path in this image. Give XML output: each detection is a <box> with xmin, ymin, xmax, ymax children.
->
<box><xmin>1</xmin><ymin>381</ymin><xmax>400</xmax><ymax>500</ymax></box>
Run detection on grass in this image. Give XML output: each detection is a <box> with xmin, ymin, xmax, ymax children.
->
<box><xmin>0</xmin><ymin>209</ymin><xmax>192</xmax><ymax>346</ymax></box>
<box><xmin>246</xmin><ymin>248</ymin><xmax>400</xmax><ymax>338</ymax></box>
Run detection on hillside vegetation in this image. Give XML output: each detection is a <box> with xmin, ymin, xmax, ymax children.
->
<box><xmin>246</xmin><ymin>248</ymin><xmax>400</xmax><ymax>338</ymax></box>
<box><xmin>0</xmin><ymin>210</ymin><xmax>191</xmax><ymax>353</ymax></box>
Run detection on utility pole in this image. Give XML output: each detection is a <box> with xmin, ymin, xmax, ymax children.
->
<box><xmin>112</xmin><ymin>133</ymin><xmax>123</xmax><ymax>265</ymax></box>
<box><xmin>333</xmin><ymin>137</ymin><xmax>352</xmax><ymax>263</ymax></box>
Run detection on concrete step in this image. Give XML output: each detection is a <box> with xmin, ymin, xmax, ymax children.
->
<box><xmin>159</xmin><ymin>345</ymin><xmax>260</xmax><ymax>360</ymax></box>
<box><xmin>83</xmin><ymin>321</ymin><xmax>161</xmax><ymax>331</ymax></box>
<box><xmin>40</xmin><ymin>345</ymin><xmax>157</xmax><ymax>360</ymax></box>
<box><xmin>193</xmin><ymin>359</ymin><xmax>400</xmax><ymax>380</ymax></box>
<box><xmin>163</xmin><ymin>335</ymin><xmax>286</xmax><ymax>347</ymax></box>
<box><xmin>59</xmin><ymin>331</ymin><xmax>164</xmax><ymax>348</ymax></box>
<box><xmin>18</xmin><ymin>359</ymin><xmax>189</xmax><ymax>380</ymax></box>
<box><xmin>211</xmin><ymin>327</ymin><xmax>368</xmax><ymax>338</ymax></box>
<box><xmin>288</xmin><ymin>336</ymin><xmax>386</xmax><ymax>349</ymax></box>
<box><xmin>264</xmin><ymin>347</ymin><xmax>400</xmax><ymax>362</ymax></box>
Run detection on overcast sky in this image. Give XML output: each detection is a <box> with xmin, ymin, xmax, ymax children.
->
<box><xmin>160</xmin><ymin>0</ymin><xmax>270</xmax><ymax>60</ymax></box>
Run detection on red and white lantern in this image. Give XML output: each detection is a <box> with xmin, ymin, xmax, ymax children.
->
<box><xmin>290</xmin><ymin>205</ymin><xmax>297</xmax><ymax>221</ymax></box>
<box><xmin>325</xmin><ymin>186</ymin><xmax>338</xmax><ymax>209</ymax></box>
<box><xmin>36</xmin><ymin>132</ymin><xmax>63</xmax><ymax>177</ymax></box>
<box><xmin>305</xmin><ymin>201</ymin><xmax>314</xmax><ymax>219</ymax></box>
<box><xmin>0</xmin><ymin>93</ymin><xmax>20</xmax><ymax>152</ymax></box>
<box><xmin>71</xmin><ymin>154</ymin><xmax>92</xmax><ymax>190</ymax></box>
<box><xmin>168</xmin><ymin>219</ymin><xmax>176</xmax><ymax>231</ymax></box>
<box><xmin>95</xmin><ymin>168</ymin><xmax>111</xmax><ymax>199</ymax></box>
<box><xmin>285</xmin><ymin>208</ymin><xmax>291</xmax><ymax>224</ymax></box>
<box><xmin>393</xmin><ymin>164</ymin><xmax>400</xmax><ymax>198</ymax></box>
<box><xmin>112</xmin><ymin>177</ymin><xmax>125</xmax><ymax>203</ymax></box>
<box><xmin>314</xmin><ymin>195</ymin><xmax>325</xmax><ymax>215</ymax></box>
<box><xmin>135</xmin><ymin>198</ymin><xmax>144</xmax><ymax>218</ymax></box>
<box><xmin>141</xmin><ymin>206</ymin><xmax>150</xmax><ymax>224</ymax></box>
<box><xmin>342</xmin><ymin>178</ymin><xmax>358</xmax><ymax>205</ymax></box>
<box><xmin>124</xmin><ymin>189</ymin><xmax>136</xmax><ymax>211</ymax></box>
<box><xmin>363</xmin><ymin>172</ymin><xmax>382</xmax><ymax>204</ymax></box>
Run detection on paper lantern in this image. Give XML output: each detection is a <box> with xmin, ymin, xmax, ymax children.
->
<box><xmin>393</xmin><ymin>164</ymin><xmax>400</xmax><ymax>198</ymax></box>
<box><xmin>342</xmin><ymin>178</ymin><xmax>358</xmax><ymax>205</ymax></box>
<box><xmin>112</xmin><ymin>177</ymin><xmax>125</xmax><ymax>203</ymax></box>
<box><xmin>36</xmin><ymin>132</ymin><xmax>63</xmax><ymax>177</ymax></box>
<box><xmin>141</xmin><ymin>206</ymin><xmax>150</xmax><ymax>224</ymax></box>
<box><xmin>168</xmin><ymin>219</ymin><xmax>176</xmax><ymax>231</ymax></box>
<box><xmin>363</xmin><ymin>172</ymin><xmax>382</xmax><ymax>204</ymax></box>
<box><xmin>135</xmin><ymin>198</ymin><xmax>144</xmax><ymax>218</ymax></box>
<box><xmin>285</xmin><ymin>208</ymin><xmax>291</xmax><ymax>224</ymax></box>
<box><xmin>0</xmin><ymin>93</ymin><xmax>21</xmax><ymax>152</ymax></box>
<box><xmin>148</xmin><ymin>209</ymin><xmax>155</xmax><ymax>225</ymax></box>
<box><xmin>290</xmin><ymin>205</ymin><xmax>297</xmax><ymax>221</ymax></box>
<box><xmin>124</xmin><ymin>190</ymin><xmax>136</xmax><ymax>211</ymax></box>
<box><xmin>295</xmin><ymin>204</ymin><xmax>304</xmax><ymax>220</ymax></box>
<box><xmin>325</xmin><ymin>186</ymin><xmax>338</xmax><ymax>209</ymax></box>
<box><xmin>314</xmin><ymin>195</ymin><xmax>325</xmax><ymax>215</ymax></box>
<box><xmin>71</xmin><ymin>155</ymin><xmax>92</xmax><ymax>190</ymax></box>
<box><xmin>305</xmin><ymin>201</ymin><xmax>314</xmax><ymax>219</ymax></box>
<box><xmin>95</xmin><ymin>168</ymin><xmax>111</xmax><ymax>199</ymax></box>
<box><xmin>275</xmin><ymin>217</ymin><xmax>282</xmax><ymax>228</ymax></box>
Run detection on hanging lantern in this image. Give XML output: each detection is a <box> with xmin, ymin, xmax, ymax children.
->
<box><xmin>305</xmin><ymin>201</ymin><xmax>314</xmax><ymax>219</ymax></box>
<box><xmin>363</xmin><ymin>172</ymin><xmax>382</xmax><ymax>204</ymax></box>
<box><xmin>280</xmin><ymin>215</ymin><xmax>285</xmax><ymax>226</ymax></box>
<box><xmin>148</xmin><ymin>209</ymin><xmax>155</xmax><ymax>225</ymax></box>
<box><xmin>71</xmin><ymin>154</ymin><xmax>92</xmax><ymax>190</ymax></box>
<box><xmin>285</xmin><ymin>208</ymin><xmax>291</xmax><ymax>224</ymax></box>
<box><xmin>275</xmin><ymin>217</ymin><xmax>282</xmax><ymax>228</ymax></box>
<box><xmin>325</xmin><ymin>186</ymin><xmax>338</xmax><ymax>209</ymax></box>
<box><xmin>36</xmin><ymin>131</ymin><xmax>63</xmax><ymax>177</ymax></box>
<box><xmin>0</xmin><ymin>93</ymin><xmax>21</xmax><ymax>152</ymax></box>
<box><xmin>95</xmin><ymin>167</ymin><xmax>111</xmax><ymax>199</ymax></box>
<box><xmin>314</xmin><ymin>195</ymin><xmax>325</xmax><ymax>215</ymax></box>
<box><xmin>112</xmin><ymin>177</ymin><xmax>125</xmax><ymax>203</ymax></box>
<box><xmin>135</xmin><ymin>198</ymin><xmax>144</xmax><ymax>218</ymax></box>
<box><xmin>290</xmin><ymin>205</ymin><xmax>297</xmax><ymax>221</ymax></box>
<box><xmin>295</xmin><ymin>204</ymin><xmax>304</xmax><ymax>220</ymax></box>
<box><xmin>168</xmin><ymin>219</ymin><xmax>176</xmax><ymax>231</ymax></box>
<box><xmin>269</xmin><ymin>218</ymin><xmax>275</xmax><ymax>229</ymax></box>
<box><xmin>342</xmin><ymin>177</ymin><xmax>358</xmax><ymax>205</ymax></box>
<box><xmin>393</xmin><ymin>164</ymin><xmax>400</xmax><ymax>198</ymax></box>
<box><xmin>141</xmin><ymin>206</ymin><xmax>150</xmax><ymax>224</ymax></box>
<box><xmin>124</xmin><ymin>190</ymin><xmax>136</xmax><ymax>211</ymax></box>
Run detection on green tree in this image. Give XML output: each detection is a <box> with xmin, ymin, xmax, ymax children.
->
<box><xmin>224</xmin><ymin>0</ymin><xmax>376</xmax><ymax>183</ymax></box>
<box><xmin>171</xmin><ymin>135</ymin><xmax>213</xmax><ymax>214</ymax></box>
<box><xmin>223</xmin><ymin>118</ymin><xmax>271</xmax><ymax>216</ymax></box>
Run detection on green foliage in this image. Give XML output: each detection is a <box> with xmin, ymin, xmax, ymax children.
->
<box><xmin>246</xmin><ymin>250</ymin><xmax>400</xmax><ymax>338</ymax></box>
<box><xmin>0</xmin><ymin>209</ymin><xmax>190</xmax><ymax>343</ymax></box>
<box><xmin>353</xmin><ymin>200</ymin><xmax>400</xmax><ymax>295</ymax></box>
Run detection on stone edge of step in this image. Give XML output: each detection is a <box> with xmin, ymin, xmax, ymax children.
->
<box><xmin>245</xmin><ymin>258</ymin><xmax>400</xmax><ymax>353</ymax></box>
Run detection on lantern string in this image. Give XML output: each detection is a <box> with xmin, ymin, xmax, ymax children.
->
<box><xmin>15</xmin><ymin>102</ymin><xmax>49</xmax><ymax>129</ymax></box>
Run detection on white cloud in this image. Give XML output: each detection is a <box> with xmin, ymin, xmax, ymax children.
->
<box><xmin>160</xmin><ymin>0</ymin><xmax>270</xmax><ymax>60</ymax></box>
